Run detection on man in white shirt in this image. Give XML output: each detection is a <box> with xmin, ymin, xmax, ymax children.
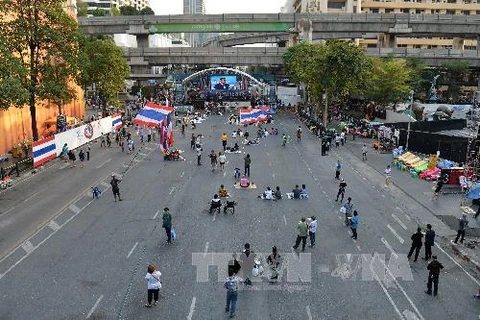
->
<box><xmin>309</xmin><ymin>216</ymin><xmax>317</xmax><ymax>247</ymax></box>
<box><xmin>260</xmin><ymin>187</ymin><xmax>273</xmax><ymax>200</ymax></box>
<box><xmin>385</xmin><ymin>165</ymin><xmax>392</xmax><ymax>186</ymax></box>
<box><xmin>362</xmin><ymin>144</ymin><xmax>367</xmax><ymax>161</ymax></box>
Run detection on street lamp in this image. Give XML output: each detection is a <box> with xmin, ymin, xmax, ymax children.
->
<box><xmin>406</xmin><ymin>90</ymin><xmax>414</xmax><ymax>151</ymax></box>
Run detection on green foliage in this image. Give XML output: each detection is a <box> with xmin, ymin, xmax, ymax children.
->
<box><xmin>0</xmin><ymin>0</ymin><xmax>82</xmax><ymax>140</ymax></box>
<box><xmin>439</xmin><ymin>61</ymin><xmax>470</xmax><ymax>101</ymax></box>
<box><xmin>111</xmin><ymin>6</ymin><xmax>121</xmax><ymax>16</ymax></box>
<box><xmin>139</xmin><ymin>6</ymin><xmax>155</xmax><ymax>15</ymax></box>
<box><xmin>364</xmin><ymin>58</ymin><xmax>411</xmax><ymax>106</ymax></box>
<box><xmin>91</xmin><ymin>8</ymin><xmax>108</xmax><ymax>16</ymax></box>
<box><xmin>120</xmin><ymin>5</ymin><xmax>139</xmax><ymax>15</ymax></box>
<box><xmin>79</xmin><ymin>38</ymin><xmax>130</xmax><ymax>107</ymax></box>
<box><xmin>76</xmin><ymin>0</ymin><xmax>88</xmax><ymax>17</ymax></box>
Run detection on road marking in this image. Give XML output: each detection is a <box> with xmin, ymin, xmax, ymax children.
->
<box><xmin>266</xmin><ymin>152</ymin><xmax>270</xmax><ymax>156</ymax></box>
<box><xmin>69</xmin><ymin>204</ymin><xmax>81</xmax><ymax>214</ymax></box>
<box><xmin>272</xmin><ymin>173</ymin><xmax>275</xmax><ymax>180</ymax></box>
<box><xmin>145</xmin><ymin>147</ymin><xmax>154</xmax><ymax>151</ymax></box>
<box><xmin>356</xmin><ymin>245</ymin><xmax>361</xmax><ymax>251</ymax></box>
<box><xmin>59</xmin><ymin>163</ymin><xmax>69</xmax><ymax>170</ymax></box>
<box><xmin>212</xmin><ymin>214</ymin><xmax>216</xmax><ymax>222</ymax></box>
<box><xmin>21</xmin><ymin>241</ymin><xmax>34</xmax><ymax>254</ymax></box>
<box><xmin>269</xmin><ymin>162</ymin><xmax>272</xmax><ymax>167</ymax></box>
<box><xmin>86</xmin><ymin>295</ymin><xmax>104</xmax><ymax>319</ymax></box>
<box><xmin>404</xmin><ymin>214</ymin><xmax>411</xmax><ymax>222</ymax></box>
<box><xmin>403</xmin><ymin>309</ymin><xmax>420</xmax><ymax>320</ymax></box>
<box><xmin>95</xmin><ymin>158</ymin><xmax>111</xmax><ymax>169</ymax></box>
<box><xmin>100</xmin><ymin>181</ymin><xmax>110</xmax><ymax>188</ymax></box>
<box><xmin>3</xmin><ymin>207</ymin><xmax>14</xmax><ymax>215</ymax></box>
<box><xmin>283</xmin><ymin>215</ymin><xmax>287</xmax><ymax>226</ymax></box>
<box><xmin>169</xmin><ymin>187</ymin><xmax>175</xmax><ymax>195</ymax></box>
<box><xmin>138</xmin><ymin>152</ymin><xmax>148</xmax><ymax>157</ymax></box>
<box><xmin>203</xmin><ymin>242</ymin><xmax>209</xmax><ymax>258</ymax></box>
<box><xmin>126</xmin><ymin>242</ymin><xmax>138</xmax><ymax>259</ymax></box>
<box><xmin>133</xmin><ymin>159</ymin><xmax>141</xmax><ymax>163</ymax></box>
<box><xmin>381</xmin><ymin>237</ymin><xmax>398</xmax><ymax>258</ymax></box>
<box><xmin>181</xmin><ymin>171</ymin><xmax>185</xmax><ymax>178</ymax></box>
<box><xmin>223</xmin><ymin>171</ymin><xmax>226</xmax><ymax>177</ymax></box>
<box><xmin>387</xmin><ymin>224</ymin><xmax>404</xmax><ymax>244</ymax></box>
<box><xmin>435</xmin><ymin>244</ymin><xmax>480</xmax><ymax>286</ymax></box>
<box><xmin>22</xmin><ymin>190</ymin><xmax>41</xmax><ymax>203</ymax></box>
<box><xmin>371</xmin><ymin>267</ymin><xmax>404</xmax><ymax>320</ymax></box>
<box><xmin>391</xmin><ymin>214</ymin><xmax>407</xmax><ymax>230</ymax></box>
<box><xmin>306</xmin><ymin>305</ymin><xmax>312</xmax><ymax>320</ymax></box>
<box><xmin>123</xmin><ymin>163</ymin><xmax>129</xmax><ymax>168</ymax></box>
<box><xmin>187</xmin><ymin>296</ymin><xmax>196</xmax><ymax>320</ymax></box>
<box><xmin>153</xmin><ymin>210</ymin><xmax>160</xmax><ymax>219</ymax></box>
<box><xmin>395</xmin><ymin>206</ymin><xmax>404</xmax><ymax>213</ymax></box>
<box><xmin>47</xmin><ymin>220</ymin><xmax>61</xmax><ymax>232</ymax></box>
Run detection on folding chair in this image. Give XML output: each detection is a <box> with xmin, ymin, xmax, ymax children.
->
<box><xmin>224</xmin><ymin>200</ymin><xmax>237</xmax><ymax>214</ymax></box>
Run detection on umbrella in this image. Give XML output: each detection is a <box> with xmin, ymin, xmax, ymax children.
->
<box><xmin>465</xmin><ymin>183</ymin><xmax>480</xmax><ymax>199</ymax></box>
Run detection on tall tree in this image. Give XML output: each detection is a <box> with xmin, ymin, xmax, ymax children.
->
<box><xmin>440</xmin><ymin>61</ymin><xmax>470</xmax><ymax>101</ymax></box>
<box><xmin>91</xmin><ymin>8</ymin><xmax>108</xmax><ymax>16</ymax></box>
<box><xmin>139</xmin><ymin>6</ymin><xmax>155</xmax><ymax>15</ymax></box>
<box><xmin>0</xmin><ymin>0</ymin><xmax>81</xmax><ymax>141</ymax></box>
<box><xmin>119</xmin><ymin>5</ymin><xmax>139</xmax><ymax>15</ymax></box>
<box><xmin>79</xmin><ymin>38</ymin><xmax>130</xmax><ymax>114</ymax></box>
<box><xmin>76</xmin><ymin>0</ymin><xmax>88</xmax><ymax>17</ymax></box>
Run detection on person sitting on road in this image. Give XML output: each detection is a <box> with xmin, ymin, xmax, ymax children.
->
<box><xmin>300</xmin><ymin>184</ymin><xmax>308</xmax><ymax>199</ymax></box>
<box><xmin>292</xmin><ymin>185</ymin><xmax>301</xmax><ymax>199</ymax></box>
<box><xmin>218</xmin><ymin>184</ymin><xmax>230</xmax><ymax>198</ymax></box>
<box><xmin>246</xmin><ymin>138</ymin><xmax>260</xmax><ymax>145</ymax></box>
<box><xmin>210</xmin><ymin>194</ymin><xmax>222</xmax><ymax>213</ymax></box>
<box><xmin>234</xmin><ymin>168</ymin><xmax>241</xmax><ymax>181</ymax></box>
<box><xmin>240</xmin><ymin>175</ymin><xmax>250</xmax><ymax>188</ymax></box>
<box><xmin>274</xmin><ymin>186</ymin><xmax>282</xmax><ymax>200</ymax></box>
<box><xmin>258</xmin><ymin>186</ymin><xmax>273</xmax><ymax>200</ymax></box>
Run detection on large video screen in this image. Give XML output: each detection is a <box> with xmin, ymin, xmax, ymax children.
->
<box><xmin>210</xmin><ymin>75</ymin><xmax>237</xmax><ymax>91</ymax></box>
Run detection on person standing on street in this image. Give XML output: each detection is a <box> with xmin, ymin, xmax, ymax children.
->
<box><xmin>350</xmin><ymin>211</ymin><xmax>359</xmax><ymax>240</ymax></box>
<box><xmin>296</xmin><ymin>126</ymin><xmax>302</xmax><ymax>142</ymax></box>
<box><xmin>224</xmin><ymin>268</ymin><xmax>241</xmax><ymax>318</ymax></box>
<box><xmin>453</xmin><ymin>213</ymin><xmax>469</xmax><ymax>244</ymax></box>
<box><xmin>239</xmin><ymin>243</ymin><xmax>256</xmax><ymax>285</ymax></box>
<box><xmin>244</xmin><ymin>154</ymin><xmax>251</xmax><ymax>177</ymax></box>
<box><xmin>362</xmin><ymin>144</ymin><xmax>368</xmax><ymax>161</ymax></box>
<box><xmin>407</xmin><ymin>227</ymin><xmax>423</xmax><ymax>262</ymax></box>
<box><xmin>308</xmin><ymin>216</ymin><xmax>317</xmax><ymax>247</ymax></box>
<box><xmin>425</xmin><ymin>255</ymin><xmax>444</xmax><ymax>296</ymax></box>
<box><xmin>335</xmin><ymin>179</ymin><xmax>347</xmax><ymax>202</ymax></box>
<box><xmin>384</xmin><ymin>165</ymin><xmax>392</xmax><ymax>187</ymax></box>
<box><xmin>110</xmin><ymin>173</ymin><xmax>122</xmax><ymax>202</ymax></box>
<box><xmin>342</xmin><ymin>197</ymin><xmax>354</xmax><ymax>225</ymax></box>
<box><xmin>431</xmin><ymin>179</ymin><xmax>444</xmax><ymax>200</ymax></box>
<box><xmin>191</xmin><ymin>134</ymin><xmax>196</xmax><ymax>150</ymax></box>
<box><xmin>424</xmin><ymin>224</ymin><xmax>435</xmax><ymax>260</ymax></box>
<box><xmin>221</xmin><ymin>133</ymin><xmax>228</xmax><ymax>151</ymax></box>
<box><xmin>196</xmin><ymin>144</ymin><xmax>202</xmax><ymax>166</ymax></box>
<box><xmin>293</xmin><ymin>218</ymin><xmax>308</xmax><ymax>251</ymax></box>
<box><xmin>335</xmin><ymin>160</ymin><xmax>342</xmax><ymax>180</ymax></box>
<box><xmin>144</xmin><ymin>264</ymin><xmax>162</xmax><ymax>307</ymax></box>
<box><xmin>162</xmin><ymin>207</ymin><xmax>172</xmax><ymax>244</ymax></box>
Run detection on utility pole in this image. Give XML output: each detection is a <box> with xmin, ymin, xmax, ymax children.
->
<box><xmin>406</xmin><ymin>90</ymin><xmax>414</xmax><ymax>151</ymax></box>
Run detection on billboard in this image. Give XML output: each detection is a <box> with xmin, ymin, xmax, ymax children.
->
<box><xmin>211</xmin><ymin>75</ymin><xmax>237</xmax><ymax>91</ymax></box>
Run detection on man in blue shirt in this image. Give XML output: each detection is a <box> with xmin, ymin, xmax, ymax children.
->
<box><xmin>350</xmin><ymin>210</ymin><xmax>359</xmax><ymax>240</ymax></box>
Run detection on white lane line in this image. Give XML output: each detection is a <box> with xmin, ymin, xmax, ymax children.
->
<box><xmin>356</xmin><ymin>245</ymin><xmax>361</xmax><ymax>251</ymax></box>
<box><xmin>169</xmin><ymin>187</ymin><xmax>175</xmax><ymax>195</ymax></box>
<box><xmin>69</xmin><ymin>204</ymin><xmax>81</xmax><ymax>214</ymax></box>
<box><xmin>133</xmin><ymin>159</ymin><xmax>141</xmax><ymax>163</ymax></box>
<box><xmin>306</xmin><ymin>305</ymin><xmax>312</xmax><ymax>320</ymax></box>
<box><xmin>153</xmin><ymin>210</ymin><xmax>160</xmax><ymax>219</ymax></box>
<box><xmin>86</xmin><ymin>295</ymin><xmax>104</xmax><ymax>319</ymax></box>
<box><xmin>395</xmin><ymin>206</ymin><xmax>404</xmax><ymax>212</ymax></box>
<box><xmin>435</xmin><ymin>244</ymin><xmax>480</xmax><ymax>286</ymax></box>
<box><xmin>387</xmin><ymin>224</ymin><xmax>404</xmax><ymax>244</ymax></box>
<box><xmin>272</xmin><ymin>173</ymin><xmax>275</xmax><ymax>180</ymax></box>
<box><xmin>138</xmin><ymin>152</ymin><xmax>148</xmax><ymax>157</ymax></box>
<box><xmin>377</xmin><ymin>254</ymin><xmax>425</xmax><ymax>320</ymax></box>
<box><xmin>122</xmin><ymin>163</ymin><xmax>129</xmax><ymax>168</ymax></box>
<box><xmin>283</xmin><ymin>215</ymin><xmax>287</xmax><ymax>226</ymax></box>
<box><xmin>381</xmin><ymin>237</ymin><xmax>399</xmax><ymax>258</ymax></box>
<box><xmin>100</xmin><ymin>181</ymin><xmax>110</xmax><ymax>188</ymax></box>
<box><xmin>187</xmin><ymin>296</ymin><xmax>196</xmax><ymax>320</ymax></box>
<box><xmin>22</xmin><ymin>190</ymin><xmax>41</xmax><ymax>203</ymax></box>
<box><xmin>223</xmin><ymin>171</ymin><xmax>226</xmax><ymax>177</ymax></box>
<box><xmin>181</xmin><ymin>171</ymin><xmax>185</xmax><ymax>178</ymax></box>
<box><xmin>3</xmin><ymin>207</ymin><xmax>14</xmax><ymax>215</ymax></box>
<box><xmin>371</xmin><ymin>267</ymin><xmax>404</xmax><ymax>320</ymax></box>
<box><xmin>403</xmin><ymin>309</ymin><xmax>420</xmax><ymax>320</ymax></box>
<box><xmin>203</xmin><ymin>242</ymin><xmax>209</xmax><ymax>258</ymax></box>
<box><xmin>47</xmin><ymin>220</ymin><xmax>61</xmax><ymax>232</ymax></box>
<box><xmin>212</xmin><ymin>214</ymin><xmax>216</xmax><ymax>222</ymax></box>
<box><xmin>391</xmin><ymin>214</ymin><xmax>407</xmax><ymax>230</ymax></box>
<box><xmin>404</xmin><ymin>214</ymin><xmax>411</xmax><ymax>222</ymax></box>
<box><xmin>21</xmin><ymin>241</ymin><xmax>34</xmax><ymax>254</ymax></box>
<box><xmin>59</xmin><ymin>163</ymin><xmax>69</xmax><ymax>170</ymax></box>
<box><xmin>95</xmin><ymin>158</ymin><xmax>112</xmax><ymax>169</ymax></box>
<box><xmin>126</xmin><ymin>242</ymin><xmax>138</xmax><ymax>259</ymax></box>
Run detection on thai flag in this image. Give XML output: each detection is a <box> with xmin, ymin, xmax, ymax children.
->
<box><xmin>111</xmin><ymin>113</ymin><xmax>122</xmax><ymax>130</ymax></box>
<box><xmin>32</xmin><ymin>136</ymin><xmax>57</xmax><ymax>168</ymax></box>
<box><xmin>133</xmin><ymin>102</ymin><xmax>174</xmax><ymax>127</ymax></box>
<box><xmin>239</xmin><ymin>106</ymin><xmax>270</xmax><ymax>125</ymax></box>
<box><xmin>159</xmin><ymin>113</ymin><xmax>174</xmax><ymax>154</ymax></box>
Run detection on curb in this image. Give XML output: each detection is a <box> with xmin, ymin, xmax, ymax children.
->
<box><xmin>450</xmin><ymin>242</ymin><xmax>480</xmax><ymax>271</ymax></box>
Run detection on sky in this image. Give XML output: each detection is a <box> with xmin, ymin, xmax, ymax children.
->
<box><xmin>151</xmin><ymin>0</ymin><xmax>286</xmax><ymax>15</ymax></box>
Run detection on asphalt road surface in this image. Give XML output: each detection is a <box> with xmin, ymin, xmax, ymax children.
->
<box><xmin>0</xmin><ymin>114</ymin><xmax>479</xmax><ymax>320</ymax></box>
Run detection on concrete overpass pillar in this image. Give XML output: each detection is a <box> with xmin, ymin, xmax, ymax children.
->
<box><xmin>453</xmin><ymin>37</ymin><xmax>465</xmax><ymax>50</ymax></box>
<box><xmin>136</xmin><ymin>34</ymin><xmax>149</xmax><ymax>48</ymax></box>
<box><xmin>377</xmin><ymin>34</ymin><xmax>395</xmax><ymax>48</ymax></box>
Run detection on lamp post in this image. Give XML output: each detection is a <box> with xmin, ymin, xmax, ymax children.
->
<box><xmin>406</xmin><ymin>90</ymin><xmax>414</xmax><ymax>151</ymax></box>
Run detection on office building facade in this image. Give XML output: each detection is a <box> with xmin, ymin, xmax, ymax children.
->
<box><xmin>183</xmin><ymin>0</ymin><xmax>206</xmax><ymax>47</ymax></box>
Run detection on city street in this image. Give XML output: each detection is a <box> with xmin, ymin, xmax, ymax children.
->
<box><xmin>0</xmin><ymin>113</ymin><xmax>479</xmax><ymax>320</ymax></box>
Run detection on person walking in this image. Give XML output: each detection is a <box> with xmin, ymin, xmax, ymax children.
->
<box><xmin>218</xmin><ymin>151</ymin><xmax>227</xmax><ymax>171</ymax></box>
<box><xmin>110</xmin><ymin>173</ymin><xmax>122</xmax><ymax>202</ymax></box>
<box><xmin>362</xmin><ymin>144</ymin><xmax>368</xmax><ymax>161</ymax></box>
<box><xmin>292</xmin><ymin>218</ymin><xmax>308</xmax><ymax>251</ymax></box>
<box><xmin>407</xmin><ymin>227</ymin><xmax>423</xmax><ymax>262</ymax></box>
<box><xmin>209</xmin><ymin>150</ymin><xmax>218</xmax><ymax>171</ymax></box>
<box><xmin>342</xmin><ymin>197</ymin><xmax>354</xmax><ymax>225</ymax></box>
<box><xmin>424</xmin><ymin>224</ymin><xmax>435</xmax><ymax>260</ymax></box>
<box><xmin>296</xmin><ymin>126</ymin><xmax>302</xmax><ymax>142</ymax></box>
<box><xmin>350</xmin><ymin>211</ymin><xmax>359</xmax><ymax>240</ymax></box>
<box><xmin>224</xmin><ymin>268</ymin><xmax>241</xmax><ymax>318</ymax></box>
<box><xmin>162</xmin><ymin>207</ymin><xmax>172</xmax><ymax>244</ymax></box>
<box><xmin>453</xmin><ymin>213</ymin><xmax>469</xmax><ymax>244</ymax></box>
<box><xmin>335</xmin><ymin>178</ymin><xmax>347</xmax><ymax>202</ymax></box>
<box><xmin>221</xmin><ymin>133</ymin><xmax>228</xmax><ymax>151</ymax></box>
<box><xmin>431</xmin><ymin>179</ymin><xmax>444</xmax><ymax>200</ymax></box>
<box><xmin>244</xmin><ymin>154</ymin><xmax>251</xmax><ymax>177</ymax></box>
<box><xmin>196</xmin><ymin>144</ymin><xmax>202</xmax><ymax>166</ymax></box>
<box><xmin>308</xmin><ymin>216</ymin><xmax>317</xmax><ymax>247</ymax></box>
<box><xmin>191</xmin><ymin>134</ymin><xmax>196</xmax><ymax>150</ymax></box>
<box><xmin>335</xmin><ymin>160</ymin><xmax>342</xmax><ymax>180</ymax></box>
<box><xmin>267</xmin><ymin>246</ymin><xmax>281</xmax><ymax>280</ymax></box>
<box><xmin>239</xmin><ymin>243</ymin><xmax>256</xmax><ymax>285</ymax></box>
<box><xmin>425</xmin><ymin>255</ymin><xmax>444</xmax><ymax>296</ymax></box>
<box><xmin>384</xmin><ymin>165</ymin><xmax>392</xmax><ymax>187</ymax></box>
<box><xmin>144</xmin><ymin>264</ymin><xmax>162</xmax><ymax>307</ymax></box>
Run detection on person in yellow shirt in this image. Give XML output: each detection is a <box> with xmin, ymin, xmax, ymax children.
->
<box><xmin>221</xmin><ymin>133</ymin><xmax>228</xmax><ymax>151</ymax></box>
<box><xmin>218</xmin><ymin>184</ymin><xmax>230</xmax><ymax>197</ymax></box>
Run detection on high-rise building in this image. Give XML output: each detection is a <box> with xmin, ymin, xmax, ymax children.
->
<box><xmin>85</xmin><ymin>0</ymin><xmax>119</xmax><ymax>14</ymax></box>
<box><xmin>282</xmin><ymin>0</ymin><xmax>478</xmax><ymax>49</ymax></box>
<box><xmin>183</xmin><ymin>0</ymin><xmax>206</xmax><ymax>47</ymax></box>
<box><xmin>119</xmin><ymin>0</ymin><xmax>150</xmax><ymax>10</ymax></box>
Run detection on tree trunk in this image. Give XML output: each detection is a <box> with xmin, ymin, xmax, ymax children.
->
<box><xmin>323</xmin><ymin>87</ymin><xmax>328</xmax><ymax>127</ymax></box>
<box><xmin>29</xmin><ymin>43</ymin><xmax>39</xmax><ymax>141</ymax></box>
<box><xmin>30</xmin><ymin>93</ymin><xmax>38</xmax><ymax>141</ymax></box>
